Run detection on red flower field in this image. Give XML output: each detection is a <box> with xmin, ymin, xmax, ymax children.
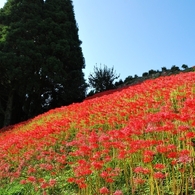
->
<box><xmin>0</xmin><ymin>71</ymin><xmax>195</xmax><ymax>195</ymax></box>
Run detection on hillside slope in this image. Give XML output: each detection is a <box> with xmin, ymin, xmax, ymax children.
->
<box><xmin>0</xmin><ymin>71</ymin><xmax>195</xmax><ymax>195</ymax></box>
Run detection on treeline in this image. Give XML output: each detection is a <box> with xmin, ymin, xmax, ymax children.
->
<box><xmin>115</xmin><ymin>64</ymin><xmax>192</xmax><ymax>87</ymax></box>
<box><xmin>87</xmin><ymin>64</ymin><xmax>194</xmax><ymax>99</ymax></box>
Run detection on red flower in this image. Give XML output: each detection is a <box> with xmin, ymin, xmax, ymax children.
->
<box><xmin>167</xmin><ymin>151</ymin><xmax>177</xmax><ymax>159</ymax></box>
<box><xmin>49</xmin><ymin>179</ymin><xmax>56</xmax><ymax>186</ymax></box>
<box><xmin>133</xmin><ymin>177</ymin><xmax>146</xmax><ymax>184</ymax></box>
<box><xmin>27</xmin><ymin>166</ymin><xmax>36</xmax><ymax>174</ymax></box>
<box><xmin>171</xmin><ymin>160</ymin><xmax>177</xmax><ymax>165</ymax></box>
<box><xmin>144</xmin><ymin>150</ymin><xmax>155</xmax><ymax>156</ymax></box>
<box><xmin>20</xmin><ymin>179</ymin><xmax>27</xmax><ymax>184</ymax></box>
<box><xmin>134</xmin><ymin>166</ymin><xmax>150</xmax><ymax>174</ymax></box>
<box><xmin>67</xmin><ymin>177</ymin><xmax>75</xmax><ymax>183</ymax></box>
<box><xmin>99</xmin><ymin>187</ymin><xmax>109</xmax><ymax>194</ymax></box>
<box><xmin>113</xmin><ymin>190</ymin><xmax>123</xmax><ymax>195</ymax></box>
<box><xmin>153</xmin><ymin>172</ymin><xmax>165</xmax><ymax>179</ymax></box>
<box><xmin>105</xmin><ymin>178</ymin><xmax>114</xmax><ymax>183</ymax></box>
<box><xmin>38</xmin><ymin>178</ymin><xmax>45</xmax><ymax>183</ymax></box>
<box><xmin>156</xmin><ymin>145</ymin><xmax>167</xmax><ymax>154</ymax></box>
<box><xmin>143</xmin><ymin>155</ymin><xmax>153</xmax><ymax>163</ymax></box>
<box><xmin>91</xmin><ymin>161</ymin><xmax>104</xmax><ymax>170</ymax></box>
<box><xmin>118</xmin><ymin>150</ymin><xmax>127</xmax><ymax>159</ymax></box>
<box><xmin>78</xmin><ymin>182</ymin><xmax>87</xmax><ymax>189</ymax></box>
<box><xmin>100</xmin><ymin>171</ymin><xmax>109</xmax><ymax>178</ymax></box>
<box><xmin>41</xmin><ymin>182</ymin><xmax>49</xmax><ymax>189</ymax></box>
<box><xmin>27</xmin><ymin>176</ymin><xmax>36</xmax><ymax>182</ymax></box>
<box><xmin>154</xmin><ymin>163</ymin><xmax>165</xmax><ymax>170</ymax></box>
<box><xmin>178</xmin><ymin>155</ymin><xmax>191</xmax><ymax>164</ymax></box>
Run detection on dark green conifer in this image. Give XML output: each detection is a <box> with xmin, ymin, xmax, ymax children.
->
<box><xmin>0</xmin><ymin>0</ymin><xmax>87</xmax><ymax>127</ymax></box>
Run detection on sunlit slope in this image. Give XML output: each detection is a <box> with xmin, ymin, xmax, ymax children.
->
<box><xmin>0</xmin><ymin>72</ymin><xmax>195</xmax><ymax>195</ymax></box>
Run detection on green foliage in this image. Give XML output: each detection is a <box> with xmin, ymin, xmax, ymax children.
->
<box><xmin>0</xmin><ymin>182</ymin><xmax>26</xmax><ymax>195</ymax></box>
<box><xmin>171</xmin><ymin>65</ymin><xmax>180</xmax><ymax>72</ymax></box>
<box><xmin>182</xmin><ymin>64</ymin><xmax>188</xmax><ymax>70</ymax></box>
<box><xmin>115</xmin><ymin>79</ymin><xmax>124</xmax><ymax>87</ymax></box>
<box><xmin>88</xmin><ymin>64</ymin><xmax>120</xmax><ymax>93</ymax></box>
<box><xmin>0</xmin><ymin>0</ymin><xmax>87</xmax><ymax>127</ymax></box>
<box><xmin>142</xmin><ymin>72</ymin><xmax>148</xmax><ymax>77</ymax></box>
<box><xmin>124</xmin><ymin>75</ymin><xmax>133</xmax><ymax>83</ymax></box>
<box><xmin>148</xmin><ymin>69</ymin><xmax>156</xmax><ymax>75</ymax></box>
<box><xmin>162</xmin><ymin>67</ymin><xmax>167</xmax><ymax>71</ymax></box>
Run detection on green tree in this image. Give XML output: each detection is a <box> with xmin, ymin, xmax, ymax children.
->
<box><xmin>171</xmin><ymin>65</ymin><xmax>180</xmax><ymax>72</ymax></box>
<box><xmin>142</xmin><ymin>72</ymin><xmax>148</xmax><ymax>77</ymax></box>
<box><xmin>0</xmin><ymin>0</ymin><xmax>44</xmax><ymax>126</ymax></box>
<box><xmin>148</xmin><ymin>69</ymin><xmax>156</xmax><ymax>75</ymax></box>
<box><xmin>114</xmin><ymin>79</ymin><xmax>123</xmax><ymax>87</ymax></box>
<box><xmin>88</xmin><ymin>64</ymin><xmax>120</xmax><ymax>93</ymax></box>
<box><xmin>0</xmin><ymin>0</ymin><xmax>87</xmax><ymax>127</ymax></box>
<box><xmin>181</xmin><ymin>64</ymin><xmax>188</xmax><ymax>70</ymax></box>
<box><xmin>134</xmin><ymin>74</ymin><xmax>138</xmax><ymax>78</ymax></box>
<box><xmin>161</xmin><ymin>67</ymin><xmax>167</xmax><ymax>72</ymax></box>
<box><xmin>124</xmin><ymin>75</ymin><xmax>133</xmax><ymax>84</ymax></box>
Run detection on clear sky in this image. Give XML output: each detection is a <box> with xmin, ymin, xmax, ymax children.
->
<box><xmin>1</xmin><ymin>0</ymin><xmax>195</xmax><ymax>81</ymax></box>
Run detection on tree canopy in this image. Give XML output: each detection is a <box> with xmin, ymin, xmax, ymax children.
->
<box><xmin>88</xmin><ymin>64</ymin><xmax>120</xmax><ymax>93</ymax></box>
<box><xmin>0</xmin><ymin>0</ymin><xmax>87</xmax><ymax>127</ymax></box>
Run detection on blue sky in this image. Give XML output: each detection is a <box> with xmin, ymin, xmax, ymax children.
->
<box><xmin>1</xmin><ymin>0</ymin><xmax>195</xmax><ymax>81</ymax></box>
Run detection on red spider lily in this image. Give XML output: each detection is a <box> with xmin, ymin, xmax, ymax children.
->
<box><xmin>144</xmin><ymin>150</ymin><xmax>155</xmax><ymax>156</ymax></box>
<box><xmin>27</xmin><ymin>176</ymin><xmax>36</xmax><ymax>183</ymax></box>
<box><xmin>156</xmin><ymin>145</ymin><xmax>168</xmax><ymax>154</ymax></box>
<box><xmin>72</xmin><ymin>177</ymin><xmax>87</xmax><ymax>189</ymax></box>
<box><xmin>179</xmin><ymin>149</ymin><xmax>190</xmax><ymax>156</ymax></box>
<box><xmin>171</xmin><ymin>160</ymin><xmax>177</xmax><ymax>166</ymax></box>
<box><xmin>74</xmin><ymin>165</ymin><xmax>92</xmax><ymax>177</ymax></box>
<box><xmin>133</xmin><ymin>177</ymin><xmax>146</xmax><ymax>185</ymax></box>
<box><xmin>38</xmin><ymin>178</ymin><xmax>45</xmax><ymax>183</ymax></box>
<box><xmin>41</xmin><ymin>182</ymin><xmax>49</xmax><ymax>189</ymax></box>
<box><xmin>153</xmin><ymin>171</ymin><xmax>166</xmax><ymax>179</ymax></box>
<box><xmin>91</xmin><ymin>161</ymin><xmax>104</xmax><ymax>170</ymax></box>
<box><xmin>55</xmin><ymin>154</ymin><xmax>66</xmax><ymax>164</ymax></box>
<box><xmin>143</xmin><ymin>155</ymin><xmax>153</xmax><ymax>163</ymax></box>
<box><xmin>117</xmin><ymin>150</ymin><xmax>128</xmax><ymax>159</ymax></box>
<box><xmin>99</xmin><ymin>186</ymin><xmax>109</xmax><ymax>194</ymax></box>
<box><xmin>100</xmin><ymin>171</ymin><xmax>109</xmax><ymax>178</ymax></box>
<box><xmin>134</xmin><ymin>166</ymin><xmax>150</xmax><ymax>174</ymax></box>
<box><xmin>166</xmin><ymin>144</ymin><xmax>177</xmax><ymax>151</ymax></box>
<box><xmin>167</xmin><ymin>151</ymin><xmax>178</xmax><ymax>159</ymax></box>
<box><xmin>67</xmin><ymin>177</ymin><xmax>75</xmax><ymax>183</ymax></box>
<box><xmin>42</xmin><ymin>191</ymin><xmax>48</xmax><ymax>195</ymax></box>
<box><xmin>113</xmin><ymin>190</ymin><xmax>123</xmax><ymax>195</ymax></box>
<box><xmin>185</xmin><ymin>132</ymin><xmax>195</xmax><ymax>138</ymax></box>
<box><xmin>39</xmin><ymin>163</ymin><xmax>53</xmax><ymax>171</ymax></box>
<box><xmin>27</xmin><ymin>166</ymin><xmax>36</xmax><ymax>174</ymax></box>
<box><xmin>78</xmin><ymin>182</ymin><xmax>87</xmax><ymax>189</ymax></box>
<box><xmin>20</xmin><ymin>179</ymin><xmax>27</xmax><ymax>184</ymax></box>
<box><xmin>156</xmin><ymin>144</ymin><xmax>176</xmax><ymax>154</ymax></box>
<box><xmin>153</xmin><ymin>163</ymin><xmax>166</xmax><ymax>170</ymax></box>
<box><xmin>105</xmin><ymin>177</ymin><xmax>114</xmax><ymax>183</ymax></box>
<box><xmin>177</xmin><ymin>155</ymin><xmax>191</xmax><ymax>164</ymax></box>
<box><xmin>12</xmin><ymin>171</ymin><xmax>21</xmax><ymax>178</ymax></box>
<box><xmin>49</xmin><ymin>178</ymin><xmax>56</xmax><ymax>186</ymax></box>
<box><xmin>72</xmin><ymin>159</ymin><xmax>92</xmax><ymax>177</ymax></box>
<box><xmin>100</xmin><ymin>167</ymin><xmax>120</xmax><ymax>184</ymax></box>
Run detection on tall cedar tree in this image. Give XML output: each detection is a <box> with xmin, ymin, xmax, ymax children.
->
<box><xmin>0</xmin><ymin>0</ymin><xmax>87</xmax><ymax>127</ymax></box>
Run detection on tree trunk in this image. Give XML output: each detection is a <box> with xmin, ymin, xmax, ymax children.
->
<box><xmin>4</xmin><ymin>91</ymin><xmax>14</xmax><ymax>127</ymax></box>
